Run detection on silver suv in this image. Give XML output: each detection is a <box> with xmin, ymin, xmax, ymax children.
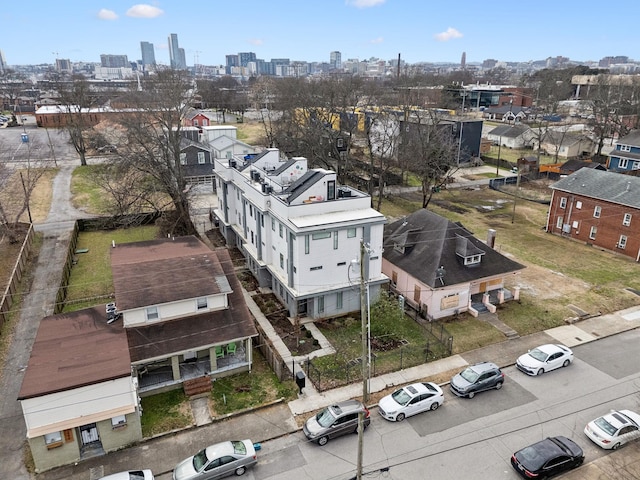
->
<box><xmin>303</xmin><ymin>400</ymin><xmax>370</xmax><ymax>446</ymax></box>
<box><xmin>450</xmin><ymin>361</ymin><xmax>504</xmax><ymax>398</ymax></box>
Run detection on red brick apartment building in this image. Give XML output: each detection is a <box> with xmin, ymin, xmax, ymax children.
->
<box><xmin>546</xmin><ymin>168</ymin><xmax>640</xmax><ymax>261</ymax></box>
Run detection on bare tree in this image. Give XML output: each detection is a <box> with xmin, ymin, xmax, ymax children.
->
<box><xmin>398</xmin><ymin>110</ymin><xmax>460</xmax><ymax>208</ymax></box>
<box><xmin>55</xmin><ymin>75</ymin><xmax>101</xmax><ymax>166</ymax></box>
<box><xmin>0</xmin><ymin>138</ymin><xmax>48</xmax><ymax>241</ymax></box>
<box><xmin>110</xmin><ymin>69</ymin><xmax>197</xmax><ymax>236</ymax></box>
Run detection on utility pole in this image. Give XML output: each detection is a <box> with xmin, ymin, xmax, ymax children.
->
<box><xmin>511</xmin><ymin>163</ymin><xmax>521</xmax><ymax>224</ymax></box>
<box><xmin>356</xmin><ymin>239</ymin><xmax>369</xmax><ymax>480</ymax></box>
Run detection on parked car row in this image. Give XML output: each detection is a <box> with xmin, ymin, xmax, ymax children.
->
<box><xmin>102</xmin><ymin>342</ymin><xmax>640</xmax><ymax>479</ymax></box>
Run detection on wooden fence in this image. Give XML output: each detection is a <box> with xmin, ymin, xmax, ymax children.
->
<box><xmin>0</xmin><ymin>224</ymin><xmax>35</xmax><ymax>332</ymax></box>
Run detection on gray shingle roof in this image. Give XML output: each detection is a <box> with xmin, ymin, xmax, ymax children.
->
<box><xmin>617</xmin><ymin>129</ymin><xmax>640</xmax><ymax>147</ymax></box>
<box><xmin>550</xmin><ymin>168</ymin><xmax>640</xmax><ymax>208</ymax></box>
<box><xmin>383</xmin><ymin>209</ymin><xmax>525</xmax><ymax>288</ymax></box>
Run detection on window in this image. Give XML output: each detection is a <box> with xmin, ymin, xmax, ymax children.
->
<box><xmin>623</xmin><ymin>213</ymin><xmax>632</xmax><ymax>226</ymax></box>
<box><xmin>327</xmin><ymin>180</ymin><xmax>336</xmax><ymax>200</ymax></box>
<box><xmin>44</xmin><ymin>432</ymin><xmax>63</xmax><ymax>449</ymax></box>
<box><xmin>619</xmin><ymin>158</ymin><xmax>629</xmax><ymax>169</ymax></box>
<box><xmin>310</xmin><ymin>266</ymin><xmax>323</xmax><ymax>271</ymax></box>
<box><xmin>620</xmin><ymin>145</ymin><xmax>631</xmax><ymax>152</ymax></box>
<box><xmin>559</xmin><ymin>197</ymin><xmax>567</xmax><ymax>209</ymax></box>
<box><xmin>312</xmin><ymin>231</ymin><xmax>331</xmax><ymax>240</ymax></box>
<box><xmin>318</xmin><ymin>295</ymin><xmax>324</xmax><ymax>314</ymax></box>
<box><xmin>333</xmin><ymin>231</ymin><xmax>338</xmax><ymax>250</ymax></box>
<box><xmin>618</xmin><ymin>235</ymin><xmax>627</xmax><ymax>249</ymax></box>
<box><xmin>413</xmin><ymin>285</ymin><xmax>421</xmax><ymax>303</ymax></box>
<box><xmin>279</xmin><ymin>224</ymin><xmax>283</xmax><ymax>238</ymax></box>
<box><xmin>280</xmin><ymin>253</ymin><xmax>284</xmax><ymax>268</ymax></box>
<box><xmin>336</xmin><ymin>291</ymin><xmax>343</xmax><ymax>309</ymax></box>
<box><xmin>347</xmin><ymin>228</ymin><xmax>356</xmax><ymax>238</ymax></box>
<box><xmin>271</xmin><ymin>218</ymin><xmax>275</xmax><ymax>231</ymax></box>
<box><xmin>193</xmin><ymin>119</ymin><xmax>199</xmax><ymax>126</ymax></box>
<box><xmin>463</xmin><ymin>255</ymin><xmax>482</xmax><ymax>266</ymax></box>
<box><xmin>576</xmin><ymin>201</ymin><xmax>582</xmax><ymax>209</ymax></box>
<box><xmin>556</xmin><ymin>216</ymin><xmax>563</xmax><ymax>229</ymax></box>
<box><xmin>249</xmin><ymin>205</ymin><xmax>253</xmax><ymax>217</ymax></box>
<box><xmin>180</xmin><ymin>153</ymin><xmax>187</xmax><ymax>165</ymax></box>
<box><xmin>593</xmin><ymin>206</ymin><xmax>601</xmax><ymax>218</ymax></box>
<box><xmin>111</xmin><ymin>415</ymin><xmax>127</xmax><ymax>428</ymax></box>
<box><xmin>197</xmin><ymin>152</ymin><xmax>206</xmax><ymax>164</ymax></box>
<box><xmin>146</xmin><ymin>306</ymin><xmax>159</xmax><ymax>321</ymax></box>
<box><xmin>305</xmin><ymin>235</ymin><xmax>309</xmax><ymax>254</ymax></box>
<box><xmin>196</xmin><ymin>298</ymin><xmax>208</xmax><ymax>310</ymax></box>
<box><xmin>589</xmin><ymin>226</ymin><xmax>597</xmax><ymax>240</ymax></box>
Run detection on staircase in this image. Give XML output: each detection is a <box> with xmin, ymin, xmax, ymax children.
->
<box><xmin>183</xmin><ymin>375</ymin><xmax>212</xmax><ymax>398</ymax></box>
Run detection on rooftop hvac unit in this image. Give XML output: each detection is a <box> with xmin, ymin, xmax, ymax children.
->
<box><xmin>265</xmin><ymin>185</ymin><xmax>273</xmax><ymax>194</ymax></box>
<box><xmin>229</xmin><ymin>159</ymin><xmax>236</xmax><ymax>168</ymax></box>
<box><xmin>338</xmin><ymin>188</ymin><xmax>352</xmax><ymax>198</ymax></box>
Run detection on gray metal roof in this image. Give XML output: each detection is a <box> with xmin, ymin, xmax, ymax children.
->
<box><xmin>550</xmin><ymin>168</ymin><xmax>640</xmax><ymax>208</ymax></box>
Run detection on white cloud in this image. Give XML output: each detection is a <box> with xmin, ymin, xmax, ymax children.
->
<box><xmin>434</xmin><ymin>27</ymin><xmax>463</xmax><ymax>42</ymax></box>
<box><xmin>370</xmin><ymin>36</ymin><xmax>384</xmax><ymax>44</ymax></box>
<box><xmin>97</xmin><ymin>9</ymin><xmax>118</xmax><ymax>20</ymax></box>
<box><xmin>346</xmin><ymin>0</ymin><xmax>386</xmax><ymax>8</ymax></box>
<box><xmin>126</xmin><ymin>4</ymin><xmax>164</xmax><ymax>18</ymax></box>
<box><xmin>249</xmin><ymin>38</ymin><xmax>264</xmax><ymax>46</ymax></box>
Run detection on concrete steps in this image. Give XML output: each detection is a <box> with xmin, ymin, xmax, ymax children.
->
<box><xmin>183</xmin><ymin>375</ymin><xmax>212</xmax><ymax>397</ymax></box>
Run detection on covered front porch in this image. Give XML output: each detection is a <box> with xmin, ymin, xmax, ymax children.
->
<box><xmin>136</xmin><ymin>339</ymin><xmax>251</xmax><ymax>394</ymax></box>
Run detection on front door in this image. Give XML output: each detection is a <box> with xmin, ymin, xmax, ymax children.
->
<box><xmin>79</xmin><ymin>423</ymin><xmax>100</xmax><ymax>446</ymax></box>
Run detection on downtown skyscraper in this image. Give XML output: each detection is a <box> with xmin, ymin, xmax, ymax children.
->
<box><xmin>168</xmin><ymin>33</ymin><xmax>186</xmax><ymax>70</ymax></box>
<box><xmin>140</xmin><ymin>41</ymin><xmax>156</xmax><ymax>71</ymax></box>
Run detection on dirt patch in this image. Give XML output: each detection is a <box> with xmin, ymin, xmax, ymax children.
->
<box><xmin>511</xmin><ymin>262</ymin><xmax>591</xmax><ymax>300</ymax></box>
<box><xmin>252</xmin><ymin>293</ymin><xmax>320</xmax><ymax>356</ymax></box>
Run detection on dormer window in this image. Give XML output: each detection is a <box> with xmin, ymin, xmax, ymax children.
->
<box><xmin>464</xmin><ymin>255</ymin><xmax>482</xmax><ymax>266</ymax></box>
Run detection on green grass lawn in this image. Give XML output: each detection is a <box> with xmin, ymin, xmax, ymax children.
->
<box><xmin>140</xmin><ymin>389</ymin><xmax>193</xmax><ymax>438</ymax></box>
<box><xmin>210</xmin><ymin>349</ymin><xmax>298</xmax><ymax>416</ymax></box>
<box><xmin>63</xmin><ymin>226</ymin><xmax>159</xmax><ymax>311</ymax></box>
<box><xmin>71</xmin><ymin>166</ymin><xmax>112</xmax><ymax>214</ymax></box>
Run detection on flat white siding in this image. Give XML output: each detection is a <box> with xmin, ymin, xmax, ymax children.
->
<box><xmin>21</xmin><ymin>377</ymin><xmax>136</xmax><ymax>436</ymax></box>
<box><xmin>123</xmin><ymin>295</ymin><xmax>227</xmax><ymax>327</ymax></box>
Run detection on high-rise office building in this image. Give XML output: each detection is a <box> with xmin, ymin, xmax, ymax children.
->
<box><xmin>100</xmin><ymin>54</ymin><xmax>129</xmax><ymax>68</ymax></box>
<box><xmin>461</xmin><ymin>51</ymin><xmax>466</xmax><ymax>69</ymax></box>
<box><xmin>238</xmin><ymin>52</ymin><xmax>256</xmax><ymax>67</ymax></box>
<box><xmin>0</xmin><ymin>49</ymin><xmax>6</xmax><ymax>74</ymax></box>
<box><xmin>330</xmin><ymin>51</ymin><xmax>342</xmax><ymax>70</ymax></box>
<box><xmin>168</xmin><ymin>33</ymin><xmax>187</xmax><ymax>69</ymax></box>
<box><xmin>226</xmin><ymin>54</ymin><xmax>239</xmax><ymax>74</ymax></box>
<box><xmin>55</xmin><ymin>58</ymin><xmax>72</xmax><ymax>73</ymax></box>
<box><xmin>140</xmin><ymin>41</ymin><xmax>156</xmax><ymax>70</ymax></box>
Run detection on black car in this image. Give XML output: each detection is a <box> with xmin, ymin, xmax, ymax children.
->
<box><xmin>511</xmin><ymin>436</ymin><xmax>584</xmax><ymax>478</ymax></box>
<box><xmin>449</xmin><ymin>361</ymin><xmax>504</xmax><ymax>398</ymax></box>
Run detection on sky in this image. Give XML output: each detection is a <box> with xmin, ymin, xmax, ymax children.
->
<box><xmin>3</xmin><ymin>0</ymin><xmax>640</xmax><ymax>67</ymax></box>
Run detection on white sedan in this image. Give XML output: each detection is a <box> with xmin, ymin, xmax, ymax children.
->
<box><xmin>516</xmin><ymin>343</ymin><xmax>573</xmax><ymax>376</ymax></box>
<box><xmin>100</xmin><ymin>471</ymin><xmax>154</xmax><ymax>480</ymax></box>
<box><xmin>584</xmin><ymin>409</ymin><xmax>640</xmax><ymax>450</ymax></box>
<box><xmin>378</xmin><ymin>382</ymin><xmax>444</xmax><ymax>422</ymax></box>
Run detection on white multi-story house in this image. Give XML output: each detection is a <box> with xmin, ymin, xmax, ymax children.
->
<box><xmin>213</xmin><ymin>148</ymin><xmax>388</xmax><ymax>319</ymax></box>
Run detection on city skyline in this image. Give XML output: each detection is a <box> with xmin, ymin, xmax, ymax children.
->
<box><xmin>3</xmin><ymin>1</ymin><xmax>640</xmax><ymax>68</ymax></box>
